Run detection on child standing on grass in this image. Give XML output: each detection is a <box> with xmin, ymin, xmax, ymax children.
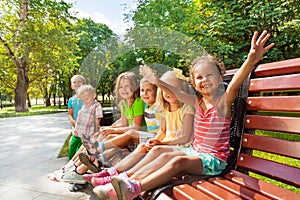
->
<box><xmin>68</xmin><ymin>75</ymin><xmax>86</xmax><ymax>160</ymax></box>
<box><xmin>94</xmin><ymin>30</ymin><xmax>274</xmax><ymax>200</ymax></box>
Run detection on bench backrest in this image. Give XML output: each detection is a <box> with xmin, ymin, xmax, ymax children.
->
<box><xmin>236</xmin><ymin>58</ymin><xmax>300</xmax><ymax>191</ymax></box>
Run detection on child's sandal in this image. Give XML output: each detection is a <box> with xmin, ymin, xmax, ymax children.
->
<box><xmin>79</xmin><ymin>152</ymin><xmax>100</xmax><ymax>173</ymax></box>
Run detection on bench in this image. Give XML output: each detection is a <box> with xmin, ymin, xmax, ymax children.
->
<box><xmin>141</xmin><ymin>57</ymin><xmax>300</xmax><ymax>200</ymax></box>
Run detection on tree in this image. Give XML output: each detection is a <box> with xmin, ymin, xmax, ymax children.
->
<box><xmin>0</xmin><ymin>0</ymin><xmax>78</xmax><ymax>112</ymax></box>
<box><xmin>127</xmin><ymin>0</ymin><xmax>300</xmax><ymax>69</ymax></box>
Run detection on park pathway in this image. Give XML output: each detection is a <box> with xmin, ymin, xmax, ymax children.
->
<box><xmin>0</xmin><ymin>112</ymin><xmax>97</xmax><ymax>200</ymax></box>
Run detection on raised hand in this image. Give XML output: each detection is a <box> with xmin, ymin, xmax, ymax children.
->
<box><xmin>248</xmin><ymin>30</ymin><xmax>275</xmax><ymax>65</ymax></box>
<box><xmin>140</xmin><ymin>65</ymin><xmax>158</xmax><ymax>84</ymax></box>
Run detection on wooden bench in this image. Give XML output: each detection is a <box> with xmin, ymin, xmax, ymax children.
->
<box><xmin>142</xmin><ymin>57</ymin><xmax>300</xmax><ymax>200</ymax></box>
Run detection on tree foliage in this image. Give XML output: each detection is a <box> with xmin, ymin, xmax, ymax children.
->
<box><xmin>127</xmin><ymin>0</ymin><xmax>300</xmax><ymax>69</ymax></box>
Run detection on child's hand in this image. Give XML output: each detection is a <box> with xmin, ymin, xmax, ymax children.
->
<box><xmin>100</xmin><ymin>126</ymin><xmax>115</xmax><ymax>136</ymax></box>
<box><xmin>140</xmin><ymin>65</ymin><xmax>158</xmax><ymax>84</ymax></box>
<box><xmin>248</xmin><ymin>30</ymin><xmax>275</xmax><ymax>65</ymax></box>
<box><xmin>145</xmin><ymin>139</ymin><xmax>161</xmax><ymax>151</ymax></box>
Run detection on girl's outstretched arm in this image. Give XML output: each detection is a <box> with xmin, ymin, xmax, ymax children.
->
<box><xmin>224</xmin><ymin>30</ymin><xmax>274</xmax><ymax>105</ymax></box>
<box><xmin>140</xmin><ymin>65</ymin><xmax>199</xmax><ymax>108</ymax></box>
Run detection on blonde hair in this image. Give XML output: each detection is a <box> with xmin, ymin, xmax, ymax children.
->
<box><xmin>71</xmin><ymin>75</ymin><xmax>86</xmax><ymax>84</ymax></box>
<box><xmin>189</xmin><ymin>55</ymin><xmax>226</xmax><ymax>86</ymax></box>
<box><xmin>77</xmin><ymin>85</ymin><xmax>96</xmax><ymax>99</ymax></box>
<box><xmin>156</xmin><ymin>70</ymin><xmax>191</xmax><ymax>112</ymax></box>
<box><xmin>114</xmin><ymin>72</ymin><xmax>140</xmax><ymax>107</ymax></box>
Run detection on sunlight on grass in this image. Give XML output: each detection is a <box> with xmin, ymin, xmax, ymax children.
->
<box><xmin>0</xmin><ymin>104</ymin><xmax>68</xmax><ymax>118</ymax></box>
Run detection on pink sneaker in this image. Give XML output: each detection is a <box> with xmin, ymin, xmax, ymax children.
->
<box><xmin>111</xmin><ymin>176</ymin><xmax>142</xmax><ymax>200</ymax></box>
<box><xmin>83</xmin><ymin>168</ymin><xmax>118</xmax><ymax>182</ymax></box>
<box><xmin>93</xmin><ymin>183</ymin><xmax>117</xmax><ymax>200</ymax></box>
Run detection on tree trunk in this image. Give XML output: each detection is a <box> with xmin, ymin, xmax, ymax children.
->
<box><xmin>26</xmin><ymin>92</ymin><xmax>31</xmax><ymax>108</ymax></box>
<box><xmin>15</xmin><ymin>64</ymin><xmax>29</xmax><ymax>112</ymax></box>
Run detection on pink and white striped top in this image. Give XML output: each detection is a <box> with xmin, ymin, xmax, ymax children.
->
<box><xmin>191</xmin><ymin>98</ymin><xmax>231</xmax><ymax>162</ymax></box>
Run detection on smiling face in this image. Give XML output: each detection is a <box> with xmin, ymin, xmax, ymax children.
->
<box><xmin>140</xmin><ymin>82</ymin><xmax>157</xmax><ymax>107</ymax></box>
<box><xmin>118</xmin><ymin>78</ymin><xmax>133</xmax><ymax>101</ymax></box>
<box><xmin>193</xmin><ymin>63</ymin><xmax>223</xmax><ymax>96</ymax></box>
<box><xmin>71</xmin><ymin>76</ymin><xmax>85</xmax><ymax>91</ymax></box>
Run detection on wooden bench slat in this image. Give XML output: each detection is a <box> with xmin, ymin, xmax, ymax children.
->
<box><xmin>255</xmin><ymin>58</ymin><xmax>300</xmax><ymax>77</ymax></box>
<box><xmin>208</xmin><ymin>177</ymin><xmax>271</xmax><ymax>200</ymax></box>
<box><xmin>249</xmin><ymin>74</ymin><xmax>300</xmax><ymax>92</ymax></box>
<box><xmin>247</xmin><ymin>96</ymin><xmax>300</xmax><ymax>112</ymax></box>
<box><xmin>225</xmin><ymin>170</ymin><xmax>300</xmax><ymax>200</ymax></box>
<box><xmin>192</xmin><ymin>180</ymin><xmax>243</xmax><ymax>199</ymax></box>
<box><xmin>245</xmin><ymin>115</ymin><xmax>300</xmax><ymax>134</ymax></box>
<box><xmin>173</xmin><ymin>184</ymin><xmax>214</xmax><ymax>200</ymax></box>
<box><xmin>242</xmin><ymin>134</ymin><xmax>300</xmax><ymax>159</ymax></box>
<box><xmin>237</xmin><ymin>153</ymin><xmax>300</xmax><ymax>187</ymax></box>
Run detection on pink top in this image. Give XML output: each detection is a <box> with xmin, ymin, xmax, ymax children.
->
<box><xmin>192</xmin><ymin>98</ymin><xmax>231</xmax><ymax>162</ymax></box>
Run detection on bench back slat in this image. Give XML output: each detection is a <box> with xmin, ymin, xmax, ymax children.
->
<box><xmin>247</xmin><ymin>96</ymin><xmax>300</xmax><ymax>112</ymax></box>
<box><xmin>254</xmin><ymin>57</ymin><xmax>300</xmax><ymax>77</ymax></box>
<box><xmin>236</xmin><ymin>57</ymin><xmax>300</xmax><ymax>191</ymax></box>
<box><xmin>237</xmin><ymin>153</ymin><xmax>300</xmax><ymax>188</ymax></box>
<box><xmin>242</xmin><ymin>133</ymin><xmax>300</xmax><ymax>159</ymax></box>
<box><xmin>249</xmin><ymin>73</ymin><xmax>300</xmax><ymax>92</ymax></box>
<box><xmin>244</xmin><ymin>115</ymin><xmax>300</xmax><ymax>134</ymax></box>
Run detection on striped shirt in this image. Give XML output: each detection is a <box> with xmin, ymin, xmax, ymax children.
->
<box><xmin>192</xmin><ymin>98</ymin><xmax>231</xmax><ymax>162</ymax></box>
<box><xmin>144</xmin><ymin>103</ymin><xmax>160</xmax><ymax>134</ymax></box>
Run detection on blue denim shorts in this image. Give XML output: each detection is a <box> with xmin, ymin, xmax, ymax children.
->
<box><xmin>179</xmin><ymin>145</ymin><xmax>227</xmax><ymax>175</ymax></box>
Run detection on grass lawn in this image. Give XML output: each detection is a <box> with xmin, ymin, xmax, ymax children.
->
<box><xmin>0</xmin><ymin>104</ymin><xmax>68</xmax><ymax>118</ymax></box>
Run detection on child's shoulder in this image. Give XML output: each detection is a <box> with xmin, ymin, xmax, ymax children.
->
<box><xmin>181</xmin><ymin>103</ymin><xmax>195</xmax><ymax>114</ymax></box>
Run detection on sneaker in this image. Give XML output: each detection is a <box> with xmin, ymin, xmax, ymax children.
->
<box><xmin>79</xmin><ymin>153</ymin><xmax>101</xmax><ymax>173</ymax></box>
<box><xmin>83</xmin><ymin>167</ymin><xmax>118</xmax><ymax>182</ymax></box>
<box><xmin>68</xmin><ymin>182</ymin><xmax>88</xmax><ymax>192</ymax></box>
<box><xmin>111</xmin><ymin>176</ymin><xmax>142</xmax><ymax>200</ymax></box>
<box><xmin>47</xmin><ymin>172</ymin><xmax>62</xmax><ymax>182</ymax></box>
<box><xmin>93</xmin><ymin>183</ymin><xmax>117</xmax><ymax>200</ymax></box>
<box><xmin>59</xmin><ymin>170</ymin><xmax>86</xmax><ymax>184</ymax></box>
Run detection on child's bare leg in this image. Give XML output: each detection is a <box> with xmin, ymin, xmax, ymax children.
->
<box><xmin>140</xmin><ymin>156</ymin><xmax>203</xmax><ymax>191</ymax></box>
<box><xmin>130</xmin><ymin>151</ymin><xmax>183</xmax><ymax>180</ymax></box>
<box><xmin>113</xmin><ymin>143</ymin><xmax>148</xmax><ymax>171</ymax></box>
<box><xmin>76</xmin><ymin>164</ymin><xmax>88</xmax><ymax>174</ymax></box>
<box><xmin>127</xmin><ymin>145</ymin><xmax>175</xmax><ymax>176</ymax></box>
<box><xmin>104</xmin><ymin>129</ymin><xmax>139</xmax><ymax>150</ymax></box>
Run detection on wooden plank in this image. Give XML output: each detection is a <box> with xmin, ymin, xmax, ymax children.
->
<box><xmin>248</xmin><ymin>74</ymin><xmax>300</xmax><ymax>92</ymax></box>
<box><xmin>242</xmin><ymin>134</ymin><xmax>300</xmax><ymax>159</ymax></box>
<box><xmin>225</xmin><ymin>170</ymin><xmax>300</xmax><ymax>200</ymax></box>
<box><xmin>237</xmin><ymin>153</ymin><xmax>300</xmax><ymax>188</ymax></box>
<box><xmin>208</xmin><ymin>177</ymin><xmax>270</xmax><ymax>200</ymax></box>
<box><xmin>192</xmin><ymin>180</ymin><xmax>242</xmax><ymax>199</ymax></box>
<box><xmin>173</xmin><ymin>184</ymin><xmax>214</xmax><ymax>200</ymax></box>
<box><xmin>255</xmin><ymin>58</ymin><xmax>300</xmax><ymax>77</ymax></box>
<box><xmin>244</xmin><ymin>115</ymin><xmax>300</xmax><ymax>134</ymax></box>
<box><xmin>246</xmin><ymin>96</ymin><xmax>300</xmax><ymax>112</ymax></box>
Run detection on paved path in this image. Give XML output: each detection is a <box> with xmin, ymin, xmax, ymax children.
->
<box><xmin>0</xmin><ymin>113</ymin><xmax>98</xmax><ymax>200</ymax></box>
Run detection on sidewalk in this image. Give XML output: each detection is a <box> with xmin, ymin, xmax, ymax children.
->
<box><xmin>0</xmin><ymin>113</ymin><xmax>98</xmax><ymax>200</ymax></box>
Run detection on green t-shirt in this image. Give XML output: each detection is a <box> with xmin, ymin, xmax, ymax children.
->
<box><xmin>121</xmin><ymin>97</ymin><xmax>147</xmax><ymax>129</ymax></box>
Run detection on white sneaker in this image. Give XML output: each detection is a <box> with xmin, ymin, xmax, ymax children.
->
<box><xmin>58</xmin><ymin>170</ymin><xmax>86</xmax><ymax>184</ymax></box>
